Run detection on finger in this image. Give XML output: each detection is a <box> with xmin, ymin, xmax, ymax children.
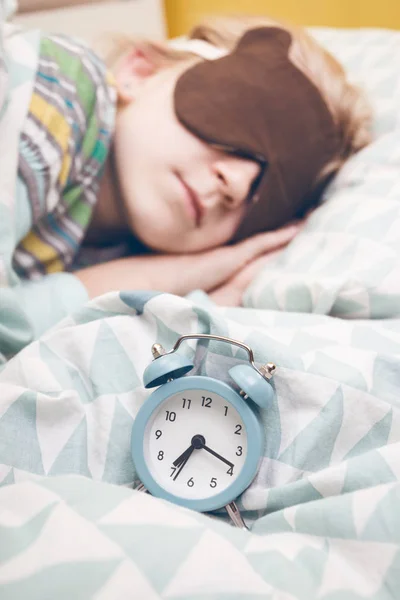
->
<box><xmin>189</xmin><ymin>222</ymin><xmax>299</xmax><ymax>293</ymax></box>
<box><xmin>209</xmin><ymin>286</ymin><xmax>243</xmax><ymax>306</ymax></box>
<box><xmin>216</xmin><ymin>248</ymin><xmax>283</xmax><ymax>299</ymax></box>
<box><xmin>227</xmin><ymin>226</ymin><xmax>295</xmax><ymax>271</ymax></box>
<box><xmin>244</xmin><ymin>222</ymin><xmax>301</xmax><ymax>256</ymax></box>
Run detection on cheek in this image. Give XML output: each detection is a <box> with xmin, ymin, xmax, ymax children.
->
<box><xmin>115</xmin><ymin>101</ymin><xmax>164</xmax><ymax>162</ymax></box>
<box><xmin>209</xmin><ymin>209</ymin><xmax>246</xmax><ymax>242</ymax></box>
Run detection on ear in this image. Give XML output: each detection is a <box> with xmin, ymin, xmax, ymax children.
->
<box><xmin>114</xmin><ymin>44</ymin><xmax>159</xmax><ymax>103</ymax></box>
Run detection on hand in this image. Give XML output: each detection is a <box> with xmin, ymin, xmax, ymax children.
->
<box><xmin>173</xmin><ymin>446</ymin><xmax>194</xmax><ymax>481</ymax></box>
<box><xmin>208</xmin><ymin>251</ymin><xmax>278</xmax><ymax>306</ymax></box>
<box><xmin>75</xmin><ymin>222</ymin><xmax>301</xmax><ymax>299</ymax></box>
<box><xmin>177</xmin><ymin>221</ymin><xmax>301</xmax><ymax>296</ymax></box>
<box><xmin>202</xmin><ymin>445</ymin><xmax>234</xmax><ymax>469</ymax></box>
<box><xmin>209</xmin><ymin>221</ymin><xmax>303</xmax><ymax>306</ymax></box>
<box><xmin>173</xmin><ymin>445</ymin><xmax>194</xmax><ymax>467</ymax></box>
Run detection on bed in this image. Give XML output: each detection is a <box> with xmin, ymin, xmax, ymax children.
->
<box><xmin>1</xmin><ymin>6</ymin><xmax>400</xmax><ymax>598</ymax></box>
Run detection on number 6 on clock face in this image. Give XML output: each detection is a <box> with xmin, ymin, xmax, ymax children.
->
<box><xmin>131</xmin><ymin>376</ymin><xmax>265</xmax><ymax>513</ymax></box>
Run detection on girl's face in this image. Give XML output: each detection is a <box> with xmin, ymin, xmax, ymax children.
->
<box><xmin>112</xmin><ymin>50</ymin><xmax>261</xmax><ymax>253</ymax></box>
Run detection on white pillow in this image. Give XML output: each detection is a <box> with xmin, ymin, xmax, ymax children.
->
<box><xmin>244</xmin><ymin>28</ymin><xmax>400</xmax><ymax>319</ymax></box>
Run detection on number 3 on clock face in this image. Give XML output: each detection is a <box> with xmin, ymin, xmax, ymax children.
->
<box><xmin>131</xmin><ymin>376</ymin><xmax>264</xmax><ymax>513</ymax></box>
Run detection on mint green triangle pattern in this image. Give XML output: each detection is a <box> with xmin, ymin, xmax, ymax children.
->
<box><xmin>0</xmin><ymin>502</ymin><xmax>56</xmax><ymax>563</ymax></box>
<box><xmin>120</xmin><ymin>290</ymin><xmax>161</xmax><ymax>312</ymax></box>
<box><xmin>40</xmin><ymin>475</ymin><xmax>133</xmax><ymax>522</ymax></box>
<box><xmin>0</xmin><ymin>391</ymin><xmax>44</xmax><ymax>474</ymax></box>
<box><xmin>7</xmin><ymin>60</ymin><xmax>35</xmax><ymax>90</ymax></box>
<box><xmin>0</xmin><ymin>469</ymin><xmax>14</xmax><ymax>487</ymax></box>
<box><xmin>206</xmin><ymin>517</ymin><xmax>251</xmax><ymax>553</ymax></box>
<box><xmin>73</xmin><ymin>307</ymin><xmax>129</xmax><ymax>326</ymax></box>
<box><xmin>262</xmin><ymin>480</ymin><xmax>323</xmax><ymax>517</ymax></box>
<box><xmin>90</xmin><ymin>321</ymin><xmax>140</xmax><ymax>395</ymax></box>
<box><xmin>252</xmin><ymin>509</ymin><xmax>294</xmax><ymax>535</ymax></box>
<box><xmin>344</xmin><ymin>409</ymin><xmax>392</xmax><ymax>460</ymax></box>
<box><xmin>369</xmin><ymin>293</ymin><xmax>400</xmax><ymax>318</ymax></box>
<box><xmin>48</xmin><ymin>419</ymin><xmax>91</xmax><ymax>476</ymax></box>
<box><xmin>193</xmin><ymin>305</ymin><xmax>231</xmax><ymax>340</ymax></box>
<box><xmin>248</xmin><ymin>545</ymin><xmax>328</xmax><ymax>600</ymax></box>
<box><xmin>342</xmin><ymin>449</ymin><xmax>396</xmax><ymax>495</ymax></box>
<box><xmin>352</xmin><ymin>326</ymin><xmax>400</xmax><ymax>355</ymax></box>
<box><xmin>0</xmin><ymin>561</ymin><xmax>122</xmax><ymax>600</ymax></box>
<box><xmin>247</xmin><ymin>330</ymin><xmax>304</xmax><ymax>371</ymax></box>
<box><xmin>284</xmin><ymin>283</ymin><xmax>313</xmax><ymax>313</ymax></box>
<box><xmin>102</xmin><ymin>399</ymin><xmax>135</xmax><ymax>484</ymax></box>
<box><xmin>290</xmin><ymin>332</ymin><xmax>341</xmax><ymax>354</ymax></box>
<box><xmin>374</xmin><ymin>548</ymin><xmax>400</xmax><ymax>598</ymax></box>
<box><xmin>297</xmin><ymin>545</ymin><xmax>328</xmax><ymax>591</ymax></box>
<box><xmin>272</xmin><ymin>310</ymin><xmax>327</xmax><ymax>327</ymax></box>
<box><xmin>308</xmin><ymin>352</ymin><xmax>368</xmax><ymax>392</ymax></box>
<box><xmin>98</xmin><ymin>524</ymin><xmax>204</xmax><ymax>594</ymax></box>
<box><xmin>262</xmin><ymin>380</ymin><xmax>281</xmax><ymax>460</ymax></box>
<box><xmin>153</xmin><ymin>317</ymin><xmax>186</xmax><ymax>355</ymax></box>
<box><xmin>371</xmin><ymin>356</ymin><xmax>400</xmax><ymax>406</ymax></box>
<box><xmin>295</xmin><ymin>493</ymin><xmax>357</xmax><ymax>539</ymax></box>
<box><xmin>250</xmin><ymin>283</ymin><xmax>280</xmax><ymax>311</ymax></box>
<box><xmin>278</xmin><ymin>387</ymin><xmax>344</xmax><ymax>471</ymax></box>
<box><xmin>332</xmin><ymin>296</ymin><xmax>367</xmax><ymax>318</ymax></box>
<box><xmin>40</xmin><ymin>342</ymin><xmax>93</xmax><ymax>403</ymax></box>
<box><xmin>361</xmin><ymin>485</ymin><xmax>400</xmax><ymax>543</ymax></box>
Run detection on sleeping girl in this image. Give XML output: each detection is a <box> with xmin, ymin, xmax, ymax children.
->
<box><xmin>0</xmin><ymin>13</ymin><xmax>371</xmax><ymax>360</ymax></box>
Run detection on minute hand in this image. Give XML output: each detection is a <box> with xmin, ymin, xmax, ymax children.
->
<box><xmin>202</xmin><ymin>445</ymin><xmax>234</xmax><ymax>469</ymax></box>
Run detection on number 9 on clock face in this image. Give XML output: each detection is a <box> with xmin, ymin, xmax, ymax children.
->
<box><xmin>131</xmin><ymin>376</ymin><xmax>264</xmax><ymax>513</ymax></box>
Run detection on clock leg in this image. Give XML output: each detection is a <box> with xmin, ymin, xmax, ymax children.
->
<box><xmin>225</xmin><ymin>501</ymin><xmax>249</xmax><ymax>530</ymax></box>
<box><xmin>136</xmin><ymin>482</ymin><xmax>148</xmax><ymax>493</ymax></box>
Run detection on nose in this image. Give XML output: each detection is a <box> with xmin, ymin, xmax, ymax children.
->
<box><xmin>212</xmin><ymin>154</ymin><xmax>261</xmax><ymax>209</ymax></box>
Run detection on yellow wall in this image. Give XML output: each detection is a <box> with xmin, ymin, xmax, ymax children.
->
<box><xmin>164</xmin><ymin>0</ymin><xmax>400</xmax><ymax>37</ymax></box>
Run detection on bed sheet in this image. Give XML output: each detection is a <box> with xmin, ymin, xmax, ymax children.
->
<box><xmin>1</xmin><ymin>290</ymin><xmax>399</xmax><ymax>598</ymax></box>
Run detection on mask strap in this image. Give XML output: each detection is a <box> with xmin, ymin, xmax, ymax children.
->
<box><xmin>168</xmin><ymin>37</ymin><xmax>229</xmax><ymax>61</ymax></box>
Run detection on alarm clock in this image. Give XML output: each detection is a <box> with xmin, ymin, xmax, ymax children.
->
<box><xmin>131</xmin><ymin>334</ymin><xmax>276</xmax><ymax>529</ymax></box>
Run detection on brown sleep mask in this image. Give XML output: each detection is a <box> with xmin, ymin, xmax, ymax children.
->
<box><xmin>174</xmin><ymin>27</ymin><xmax>340</xmax><ymax>241</ymax></box>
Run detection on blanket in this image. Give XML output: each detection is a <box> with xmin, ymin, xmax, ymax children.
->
<box><xmin>2</xmin><ymin>17</ymin><xmax>400</xmax><ymax>599</ymax></box>
<box><xmin>1</xmin><ymin>290</ymin><xmax>400</xmax><ymax>598</ymax></box>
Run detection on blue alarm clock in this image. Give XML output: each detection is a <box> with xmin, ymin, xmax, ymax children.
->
<box><xmin>131</xmin><ymin>334</ymin><xmax>276</xmax><ymax>529</ymax></box>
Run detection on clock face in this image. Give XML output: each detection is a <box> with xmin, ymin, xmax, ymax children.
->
<box><xmin>143</xmin><ymin>388</ymin><xmax>248</xmax><ymax>500</ymax></box>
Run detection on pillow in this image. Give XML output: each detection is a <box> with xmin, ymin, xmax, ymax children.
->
<box><xmin>244</xmin><ymin>28</ymin><xmax>400</xmax><ymax>319</ymax></box>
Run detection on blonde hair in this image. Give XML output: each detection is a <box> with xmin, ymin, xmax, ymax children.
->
<box><xmin>103</xmin><ymin>14</ymin><xmax>372</xmax><ymax>187</ymax></box>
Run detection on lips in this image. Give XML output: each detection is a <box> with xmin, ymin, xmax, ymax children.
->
<box><xmin>177</xmin><ymin>173</ymin><xmax>204</xmax><ymax>227</ymax></box>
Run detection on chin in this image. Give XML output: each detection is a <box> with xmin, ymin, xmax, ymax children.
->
<box><xmin>131</xmin><ymin>219</ymin><xmax>176</xmax><ymax>252</ymax></box>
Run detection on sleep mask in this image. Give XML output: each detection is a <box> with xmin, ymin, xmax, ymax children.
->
<box><xmin>173</xmin><ymin>27</ymin><xmax>341</xmax><ymax>241</ymax></box>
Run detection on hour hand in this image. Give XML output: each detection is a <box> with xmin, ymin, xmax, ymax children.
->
<box><xmin>173</xmin><ymin>445</ymin><xmax>193</xmax><ymax>467</ymax></box>
<box><xmin>173</xmin><ymin>446</ymin><xmax>194</xmax><ymax>481</ymax></box>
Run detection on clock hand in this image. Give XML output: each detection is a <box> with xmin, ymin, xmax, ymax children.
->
<box><xmin>173</xmin><ymin>446</ymin><xmax>194</xmax><ymax>481</ymax></box>
<box><xmin>173</xmin><ymin>445</ymin><xmax>194</xmax><ymax>467</ymax></box>
<box><xmin>202</xmin><ymin>445</ymin><xmax>234</xmax><ymax>469</ymax></box>
<box><xmin>172</xmin><ymin>435</ymin><xmax>206</xmax><ymax>467</ymax></box>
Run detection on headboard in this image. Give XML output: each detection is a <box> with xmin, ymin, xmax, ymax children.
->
<box><xmin>13</xmin><ymin>0</ymin><xmax>166</xmax><ymax>41</ymax></box>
